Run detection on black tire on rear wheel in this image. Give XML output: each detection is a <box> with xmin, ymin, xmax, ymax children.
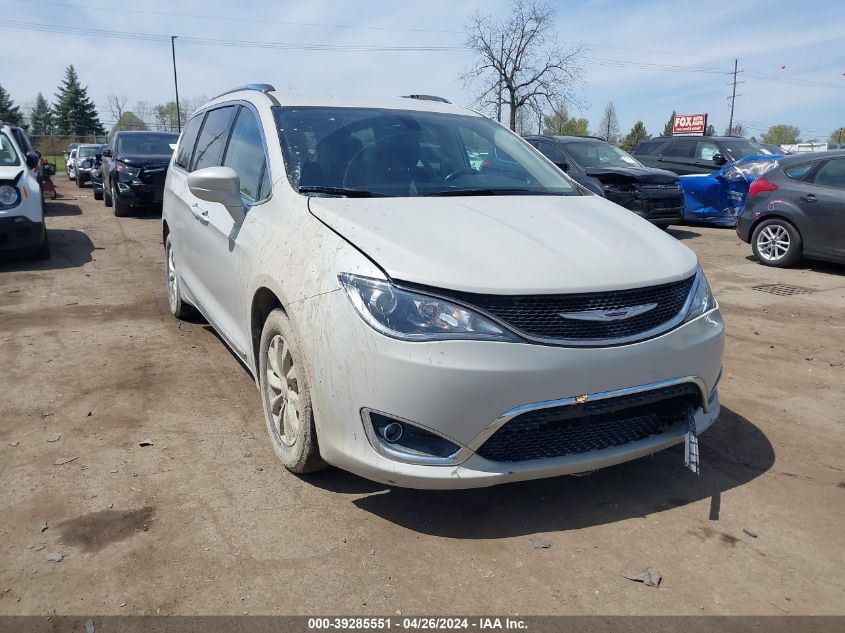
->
<box><xmin>258</xmin><ymin>309</ymin><xmax>326</xmax><ymax>474</ymax></box>
<box><xmin>751</xmin><ymin>218</ymin><xmax>802</xmax><ymax>267</ymax></box>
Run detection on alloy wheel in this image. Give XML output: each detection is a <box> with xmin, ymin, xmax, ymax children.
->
<box><xmin>165</xmin><ymin>243</ymin><xmax>178</xmax><ymax>312</ymax></box>
<box><xmin>756</xmin><ymin>224</ymin><xmax>790</xmax><ymax>262</ymax></box>
<box><xmin>266</xmin><ymin>334</ymin><xmax>301</xmax><ymax>447</ymax></box>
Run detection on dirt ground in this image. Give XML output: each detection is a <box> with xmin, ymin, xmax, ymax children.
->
<box><xmin>1</xmin><ymin>177</ymin><xmax>844</xmax><ymax>616</ymax></box>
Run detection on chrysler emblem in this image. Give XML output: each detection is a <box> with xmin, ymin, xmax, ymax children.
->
<box><xmin>558</xmin><ymin>303</ymin><xmax>658</xmax><ymax>322</ymax></box>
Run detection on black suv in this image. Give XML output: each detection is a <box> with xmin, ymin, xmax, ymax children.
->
<box><xmin>101</xmin><ymin>131</ymin><xmax>179</xmax><ymax>216</ymax></box>
<box><xmin>632</xmin><ymin>136</ymin><xmax>775</xmax><ymax>175</ymax></box>
<box><xmin>525</xmin><ymin>135</ymin><xmax>684</xmax><ymax>227</ymax></box>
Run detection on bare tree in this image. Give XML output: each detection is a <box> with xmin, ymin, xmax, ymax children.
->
<box><xmin>462</xmin><ymin>0</ymin><xmax>585</xmax><ymax>131</ymax></box>
<box><xmin>596</xmin><ymin>102</ymin><xmax>620</xmax><ymax>144</ymax></box>
<box><xmin>107</xmin><ymin>94</ymin><xmax>128</xmax><ymax>122</ymax></box>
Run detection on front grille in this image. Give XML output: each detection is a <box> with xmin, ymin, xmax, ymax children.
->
<box><xmin>139</xmin><ymin>167</ymin><xmax>167</xmax><ymax>187</ymax></box>
<box><xmin>430</xmin><ymin>275</ymin><xmax>696</xmax><ymax>343</ymax></box>
<box><xmin>476</xmin><ymin>383</ymin><xmax>700</xmax><ymax>462</ymax></box>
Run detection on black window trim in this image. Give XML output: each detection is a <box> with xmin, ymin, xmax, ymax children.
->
<box><xmin>174</xmin><ymin>114</ymin><xmax>204</xmax><ymax>171</ymax></box>
<box><xmin>174</xmin><ymin>100</ymin><xmax>273</xmax><ymax>206</ymax></box>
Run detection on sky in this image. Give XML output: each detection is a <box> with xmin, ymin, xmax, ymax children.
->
<box><xmin>2</xmin><ymin>0</ymin><xmax>844</xmax><ymax>140</ymax></box>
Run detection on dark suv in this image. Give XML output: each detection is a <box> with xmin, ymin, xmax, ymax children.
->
<box><xmin>632</xmin><ymin>136</ymin><xmax>775</xmax><ymax>175</ymax></box>
<box><xmin>525</xmin><ymin>135</ymin><xmax>684</xmax><ymax>227</ymax></box>
<box><xmin>101</xmin><ymin>131</ymin><xmax>179</xmax><ymax>216</ymax></box>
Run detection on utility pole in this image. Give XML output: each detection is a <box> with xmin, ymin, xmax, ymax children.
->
<box><xmin>728</xmin><ymin>58</ymin><xmax>738</xmax><ymax>136</ymax></box>
<box><xmin>171</xmin><ymin>36</ymin><xmax>181</xmax><ymax>133</ymax></box>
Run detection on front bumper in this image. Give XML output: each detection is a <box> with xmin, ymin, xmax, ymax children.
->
<box><xmin>294</xmin><ymin>289</ymin><xmax>725</xmax><ymax>489</ymax></box>
<box><xmin>115</xmin><ymin>177</ymin><xmax>165</xmax><ymax>206</ymax></box>
<box><xmin>607</xmin><ymin>191</ymin><xmax>684</xmax><ymax>226</ymax></box>
<box><xmin>0</xmin><ymin>216</ymin><xmax>46</xmax><ymax>256</ymax></box>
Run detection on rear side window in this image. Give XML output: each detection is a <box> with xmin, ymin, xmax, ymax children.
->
<box><xmin>175</xmin><ymin>115</ymin><xmax>203</xmax><ymax>170</ymax></box>
<box><xmin>633</xmin><ymin>141</ymin><xmax>660</xmax><ymax>156</ymax></box>
<box><xmin>192</xmin><ymin>106</ymin><xmax>237</xmax><ymax>171</ymax></box>
<box><xmin>663</xmin><ymin>140</ymin><xmax>694</xmax><ymax>158</ymax></box>
<box><xmin>694</xmin><ymin>141</ymin><xmax>720</xmax><ymax>160</ymax></box>
<box><xmin>784</xmin><ymin>163</ymin><xmax>814</xmax><ymax>181</ymax></box>
<box><xmin>222</xmin><ymin>106</ymin><xmax>268</xmax><ymax>202</ymax></box>
<box><xmin>810</xmin><ymin>159</ymin><xmax>845</xmax><ymax>190</ymax></box>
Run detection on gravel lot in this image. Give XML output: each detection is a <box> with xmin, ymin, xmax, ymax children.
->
<box><xmin>1</xmin><ymin>178</ymin><xmax>844</xmax><ymax>615</ymax></box>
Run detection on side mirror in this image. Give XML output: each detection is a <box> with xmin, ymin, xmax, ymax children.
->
<box><xmin>555</xmin><ymin>161</ymin><xmax>569</xmax><ymax>173</ymax></box>
<box><xmin>187</xmin><ymin>166</ymin><xmax>245</xmax><ymax>221</ymax></box>
<box><xmin>712</xmin><ymin>153</ymin><xmax>727</xmax><ymax>166</ymax></box>
<box><xmin>25</xmin><ymin>151</ymin><xmax>39</xmax><ymax>170</ymax></box>
<box><xmin>102</xmin><ymin>149</ymin><xmax>112</xmax><ymax>158</ymax></box>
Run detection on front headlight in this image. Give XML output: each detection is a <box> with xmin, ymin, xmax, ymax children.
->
<box><xmin>684</xmin><ymin>267</ymin><xmax>717</xmax><ymax>322</ymax></box>
<box><xmin>0</xmin><ymin>184</ymin><xmax>20</xmax><ymax>208</ymax></box>
<box><xmin>115</xmin><ymin>162</ymin><xmax>140</xmax><ymax>178</ymax></box>
<box><xmin>339</xmin><ymin>273</ymin><xmax>520</xmax><ymax>342</ymax></box>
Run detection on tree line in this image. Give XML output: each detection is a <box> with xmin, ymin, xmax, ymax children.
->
<box><xmin>0</xmin><ymin>65</ymin><xmax>205</xmax><ymax>140</ymax></box>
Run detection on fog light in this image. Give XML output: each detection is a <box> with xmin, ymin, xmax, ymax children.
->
<box><xmin>365</xmin><ymin>410</ymin><xmax>462</xmax><ymax>461</ymax></box>
<box><xmin>381</xmin><ymin>422</ymin><xmax>403</xmax><ymax>443</ymax></box>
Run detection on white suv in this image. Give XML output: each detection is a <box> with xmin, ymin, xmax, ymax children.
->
<box><xmin>162</xmin><ymin>85</ymin><xmax>724</xmax><ymax>489</ymax></box>
<box><xmin>0</xmin><ymin>122</ymin><xmax>50</xmax><ymax>259</ymax></box>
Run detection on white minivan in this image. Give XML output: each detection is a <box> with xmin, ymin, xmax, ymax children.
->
<box><xmin>162</xmin><ymin>85</ymin><xmax>724</xmax><ymax>489</ymax></box>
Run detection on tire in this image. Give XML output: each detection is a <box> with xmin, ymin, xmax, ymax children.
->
<box><xmin>164</xmin><ymin>234</ymin><xmax>194</xmax><ymax>319</ymax></box>
<box><xmin>751</xmin><ymin>218</ymin><xmax>802</xmax><ymax>267</ymax></box>
<box><xmin>93</xmin><ymin>187</ymin><xmax>103</xmax><ymax>201</ymax></box>
<box><xmin>258</xmin><ymin>309</ymin><xmax>326</xmax><ymax>474</ymax></box>
<box><xmin>112</xmin><ymin>183</ymin><xmax>130</xmax><ymax>217</ymax></box>
<box><xmin>76</xmin><ymin>173</ymin><xmax>83</xmax><ymax>188</ymax></box>
<box><xmin>104</xmin><ymin>179</ymin><xmax>113</xmax><ymax>207</ymax></box>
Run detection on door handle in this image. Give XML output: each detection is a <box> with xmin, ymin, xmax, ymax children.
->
<box><xmin>801</xmin><ymin>194</ymin><xmax>817</xmax><ymax>202</ymax></box>
<box><xmin>190</xmin><ymin>203</ymin><xmax>209</xmax><ymax>220</ymax></box>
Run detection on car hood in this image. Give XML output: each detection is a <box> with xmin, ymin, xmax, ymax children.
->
<box><xmin>114</xmin><ymin>154</ymin><xmax>171</xmax><ymax>167</ymax></box>
<box><xmin>583</xmin><ymin>166</ymin><xmax>678</xmax><ymax>184</ymax></box>
<box><xmin>0</xmin><ymin>166</ymin><xmax>25</xmax><ymax>182</ymax></box>
<box><xmin>309</xmin><ymin>195</ymin><xmax>697</xmax><ymax>294</ymax></box>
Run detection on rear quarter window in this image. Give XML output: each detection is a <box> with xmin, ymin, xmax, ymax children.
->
<box><xmin>784</xmin><ymin>163</ymin><xmax>814</xmax><ymax>180</ymax></box>
<box><xmin>663</xmin><ymin>140</ymin><xmax>695</xmax><ymax>158</ymax></box>
<box><xmin>633</xmin><ymin>141</ymin><xmax>660</xmax><ymax>156</ymax></box>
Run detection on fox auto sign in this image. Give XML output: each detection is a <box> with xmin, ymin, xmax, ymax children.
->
<box><xmin>673</xmin><ymin>113</ymin><xmax>708</xmax><ymax>135</ymax></box>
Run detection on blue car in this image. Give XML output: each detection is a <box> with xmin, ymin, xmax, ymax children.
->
<box><xmin>679</xmin><ymin>155</ymin><xmax>783</xmax><ymax>226</ymax></box>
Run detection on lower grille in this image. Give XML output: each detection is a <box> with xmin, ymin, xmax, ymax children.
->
<box><xmin>476</xmin><ymin>383</ymin><xmax>700</xmax><ymax>462</ymax></box>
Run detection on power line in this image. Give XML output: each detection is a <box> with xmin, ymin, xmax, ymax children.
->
<box><xmin>0</xmin><ymin>18</ymin><xmax>464</xmax><ymax>51</ymax></box>
<box><xmin>3</xmin><ymin>0</ymin><xmax>465</xmax><ymax>34</ymax></box>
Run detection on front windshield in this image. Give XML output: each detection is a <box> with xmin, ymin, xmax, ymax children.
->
<box><xmin>116</xmin><ymin>133</ymin><xmax>179</xmax><ymax>156</ymax></box>
<box><xmin>274</xmin><ymin>107</ymin><xmax>578</xmax><ymax>197</ymax></box>
<box><xmin>78</xmin><ymin>146</ymin><xmax>99</xmax><ymax>158</ymax></box>
<box><xmin>562</xmin><ymin>141</ymin><xmax>642</xmax><ymax>169</ymax></box>
<box><xmin>0</xmin><ymin>132</ymin><xmax>20</xmax><ymax>166</ymax></box>
<box><xmin>722</xmin><ymin>139</ymin><xmax>773</xmax><ymax>160</ymax></box>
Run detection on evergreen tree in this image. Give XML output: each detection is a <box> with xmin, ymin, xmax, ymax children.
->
<box><xmin>29</xmin><ymin>93</ymin><xmax>53</xmax><ymax>135</ymax></box>
<box><xmin>0</xmin><ymin>83</ymin><xmax>25</xmax><ymax>127</ymax></box>
<box><xmin>662</xmin><ymin>111</ymin><xmax>677</xmax><ymax>137</ymax></box>
<box><xmin>542</xmin><ymin>105</ymin><xmax>589</xmax><ymax>137</ymax></box>
<box><xmin>52</xmin><ymin>65</ymin><xmax>104</xmax><ymax>136</ymax></box>
<box><xmin>621</xmin><ymin>121</ymin><xmax>650</xmax><ymax>152</ymax></box>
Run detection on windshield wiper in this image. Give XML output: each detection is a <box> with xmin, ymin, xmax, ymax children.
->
<box><xmin>423</xmin><ymin>188</ymin><xmax>572</xmax><ymax>197</ymax></box>
<box><xmin>297</xmin><ymin>185</ymin><xmax>393</xmax><ymax>198</ymax></box>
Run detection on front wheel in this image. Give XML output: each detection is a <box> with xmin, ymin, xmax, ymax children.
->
<box><xmin>104</xmin><ymin>179</ymin><xmax>113</xmax><ymax>207</ymax></box>
<box><xmin>258</xmin><ymin>309</ymin><xmax>326</xmax><ymax>474</ymax></box>
<box><xmin>93</xmin><ymin>187</ymin><xmax>103</xmax><ymax>201</ymax></box>
<box><xmin>752</xmin><ymin>219</ymin><xmax>802</xmax><ymax>267</ymax></box>
<box><xmin>112</xmin><ymin>183</ymin><xmax>130</xmax><ymax>217</ymax></box>
<box><xmin>164</xmin><ymin>234</ymin><xmax>193</xmax><ymax>319</ymax></box>
<box><xmin>76</xmin><ymin>173</ymin><xmax>84</xmax><ymax>188</ymax></box>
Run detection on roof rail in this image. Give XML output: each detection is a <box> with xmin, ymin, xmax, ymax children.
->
<box><xmin>211</xmin><ymin>84</ymin><xmax>277</xmax><ymax>102</ymax></box>
<box><xmin>402</xmin><ymin>94</ymin><xmax>451</xmax><ymax>104</ymax></box>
